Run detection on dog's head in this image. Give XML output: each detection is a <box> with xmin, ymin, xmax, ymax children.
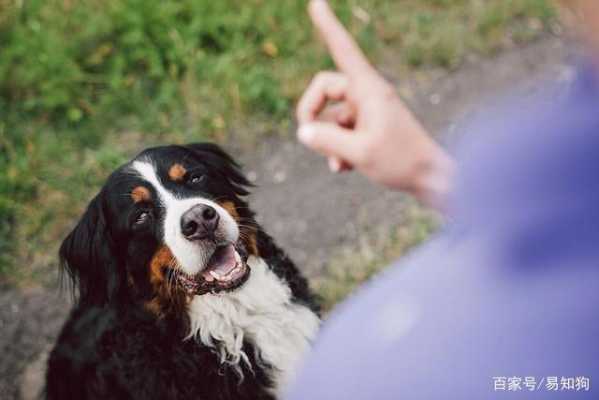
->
<box><xmin>60</xmin><ymin>143</ymin><xmax>259</xmax><ymax>314</ymax></box>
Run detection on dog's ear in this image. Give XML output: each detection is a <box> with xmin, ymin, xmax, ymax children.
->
<box><xmin>185</xmin><ymin>143</ymin><xmax>253</xmax><ymax>196</ymax></box>
<box><xmin>59</xmin><ymin>194</ymin><xmax>121</xmax><ymax>305</ymax></box>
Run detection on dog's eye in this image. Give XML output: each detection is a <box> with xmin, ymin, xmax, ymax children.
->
<box><xmin>134</xmin><ymin>210</ymin><xmax>151</xmax><ymax>226</ymax></box>
<box><xmin>187</xmin><ymin>173</ymin><xmax>206</xmax><ymax>187</ymax></box>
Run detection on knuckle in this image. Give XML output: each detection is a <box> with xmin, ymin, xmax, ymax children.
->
<box><xmin>314</xmin><ymin>73</ymin><xmax>329</xmax><ymax>87</ymax></box>
<box><xmin>314</xmin><ymin>71</ymin><xmax>331</xmax><ymax>83</ymax></box>
<box><xmin>296</xmin><ymin>95</ymin><xmax>310</xmax><ymax>116</ymax></box>
<box><xmin>314</xmin><ymin>71</ymin><xmax>344</xmax><ymax>86</ymax></box>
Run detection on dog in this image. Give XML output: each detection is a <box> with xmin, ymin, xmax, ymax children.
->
<box><xmin>46</xmin><ymin>143</ymin><xmax>320</xmax><ymax>399</ymax></box>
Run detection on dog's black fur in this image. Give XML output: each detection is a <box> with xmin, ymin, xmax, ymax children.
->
<box><xmin>46</xmin><ymin>143</ymin><xmax>318</xmax><ymax>400</ymax></box>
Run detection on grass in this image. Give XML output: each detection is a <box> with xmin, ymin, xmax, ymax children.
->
<box><xmin>0</xmin><ymin>0</ymin><xmax>556</xmax><ymax>286</ymax></box>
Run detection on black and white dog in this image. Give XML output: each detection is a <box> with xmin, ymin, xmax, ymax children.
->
<box><xmin>46</xmin><ymin>143</ymin><xmax>320</xmax><ymax>399</ymax></box>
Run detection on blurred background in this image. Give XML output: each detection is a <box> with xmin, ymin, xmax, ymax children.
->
<box><xmin>0</xmin><ymin>0</ymin><xmax>570</xmax><ymax>398</ymax></box>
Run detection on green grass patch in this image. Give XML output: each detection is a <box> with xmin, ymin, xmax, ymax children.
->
<box><xmin>0</xmin><ymin>0</ymin><xmax>556</xmax><ymax>285</ymax></box>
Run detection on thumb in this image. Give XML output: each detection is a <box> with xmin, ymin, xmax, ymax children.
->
<box><xmin>297</xmin><ymin>121</ymin><xmax>365</xmax><ymax>164</ymax></box>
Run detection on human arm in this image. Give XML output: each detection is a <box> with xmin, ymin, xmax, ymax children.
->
<box><xmin>296</xmin><ymin>0</ymin><xmax>455</xmax><ymax>209</ymax></box>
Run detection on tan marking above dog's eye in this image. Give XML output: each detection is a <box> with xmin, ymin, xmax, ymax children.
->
<box><xmin>168</xmin><ymin>163</ymin><xmax>187</xmax><ymax>182</ymax></box>
<box><xmin>131</xmin><ymin>186</ymin><xmax>151</xmax><ymax>203</ymax></box>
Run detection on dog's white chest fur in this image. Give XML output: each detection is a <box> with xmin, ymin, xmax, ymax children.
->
<box><xmin>187</xmin><ymin>256</ymin><xmax>320</xmax><ymax>394</ymax></box>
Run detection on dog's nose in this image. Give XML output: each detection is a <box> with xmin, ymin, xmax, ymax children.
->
<box><xmin>180</xmin><ymin>204</ymin><xmax>220</xmax><ymax>240</ymax></box>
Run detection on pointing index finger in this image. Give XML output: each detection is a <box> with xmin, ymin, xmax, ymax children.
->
<box><xmin>308</xmin><ymin>0</ymin><xmax>375</xmax><ymax>78</ymax></box>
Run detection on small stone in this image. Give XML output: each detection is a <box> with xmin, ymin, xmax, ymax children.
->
<box><xmin>247</xmin><ymin>171</ymin><xmax>258</xmax><ymax>182</ymax></box>
<box><xmin>273</xmin><ymin>171</ymin><xmax>287</xmax><ymax>184</ymax></box>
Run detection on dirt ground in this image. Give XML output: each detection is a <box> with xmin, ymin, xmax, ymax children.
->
<box><xmin>1</xmin><ymin>36</ymin><xmax>572</xmax><ymax>399</ymax></box>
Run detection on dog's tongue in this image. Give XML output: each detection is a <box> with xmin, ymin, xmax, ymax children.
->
<box><xmin>202</xmin><ymin>244</ymin><xmax>238</xmax><ymax>280</ymax></box>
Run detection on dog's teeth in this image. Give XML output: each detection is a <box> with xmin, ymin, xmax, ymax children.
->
<box><xmin>209</xmin><ymin>271</ymin><xmax>222</xmax><ymax>280</ymax></box>
<box><xmin>203</xmin><ymin>273</ymin><xmax>214</xmax><ymax>282</ymax></box>
<box><xmin>225</xmin><ymin>264</ymin><xmax>241</xmax><ymax>278</ymax></box>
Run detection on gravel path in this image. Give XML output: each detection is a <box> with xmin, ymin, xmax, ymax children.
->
<box><xmin>2</xmin><ymin>36</ymin><xmax>571</xmax><ymax>400</ymax></box>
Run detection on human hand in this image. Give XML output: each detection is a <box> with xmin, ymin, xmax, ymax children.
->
<box><xmin>296</xmin><ymin>0</ymin><xmax>454</xmax><ymax>208</ymax></box>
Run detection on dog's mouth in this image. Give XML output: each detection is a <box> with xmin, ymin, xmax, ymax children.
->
<box><xmin>174</xmin><ymin>243</ymin><xmax>250</xmax><ymax>296</ymax></box>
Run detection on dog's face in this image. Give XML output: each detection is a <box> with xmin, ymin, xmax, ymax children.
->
<box><xmin>60</xmin><ymin>143</ymin><xmax>259</xmax><ymax>313</ymax></box>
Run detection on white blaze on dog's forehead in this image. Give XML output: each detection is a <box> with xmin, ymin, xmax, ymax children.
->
<box><xmin>131</xmin><ymin>160</ymin><xmax>176</xmax><ymax>203</ymax></box>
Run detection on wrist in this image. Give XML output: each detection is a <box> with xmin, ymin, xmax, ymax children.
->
<box><xmin>408</xmin><ymin>142</ymin><xmax>455</xmax><ymax>210</ymax></box>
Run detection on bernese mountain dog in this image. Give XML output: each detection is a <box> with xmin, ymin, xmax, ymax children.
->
<box><xmin>46</xmin><ymin>143</ymin><xmax>320</xmax><ymax>399</ymax></box>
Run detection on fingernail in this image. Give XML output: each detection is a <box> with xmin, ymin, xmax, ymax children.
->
<box><xmin>328</xmin><ymin>157</ymin><xmax>341</xmax><ymax>173</ymax></box>
<box><xmin>298</xmin><ymin>124</ymin><xmax>316</xmax><ymax>143</ymax></box>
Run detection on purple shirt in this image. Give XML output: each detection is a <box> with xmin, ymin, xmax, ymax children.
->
<box><xmin>286</xmin><ymin>61</ymin><xmax>599</xmax><ymax>399</ymax></box>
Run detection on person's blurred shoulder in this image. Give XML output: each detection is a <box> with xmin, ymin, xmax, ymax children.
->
<box><xmin>450</xmin><ymin>59</ymin><xmax>599</xmax><ymax>268</ymax></box>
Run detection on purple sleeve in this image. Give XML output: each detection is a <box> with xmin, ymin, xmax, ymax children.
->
<box><xmin>285</xmin><ymin>62</ymin><xmax>599</xmax><ymax>399</ymax></box>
